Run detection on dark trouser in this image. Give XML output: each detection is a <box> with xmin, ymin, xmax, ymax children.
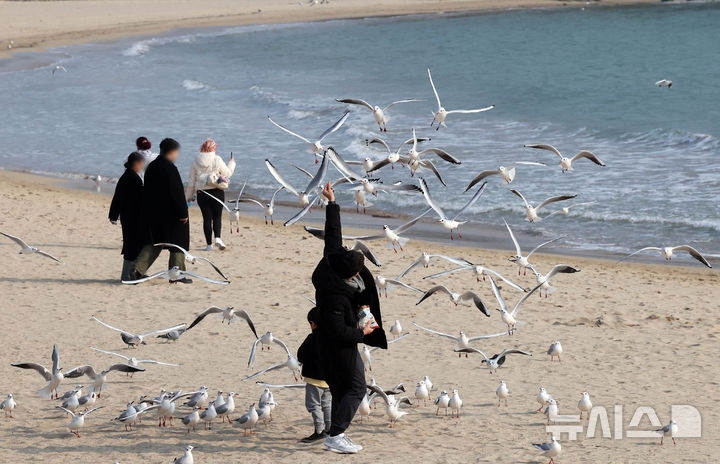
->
<box><xmin>197</xmin><ymin>188</ymin><xmax>224</xmax><ymax>245</ymax></box>
<box><xmin>328</xmin><ymin>355</ymin><xmax>366</xmax><ymax>436</ymax></box>
<box><xmin>133</xmin><ymin>244</ymin><xmax>186</xmax><ymax>275</ymax></box>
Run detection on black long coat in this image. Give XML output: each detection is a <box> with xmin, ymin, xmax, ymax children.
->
<box><xmin>108</xmin><ymin>169</ymin><xmax>149</xmax><ymax>261</ymax></box>
<box><xmin>312</xmin><ymin>203</ymin><xmax>387</xmax><ymax>393</ymax></box>
<box><xmin>143</xmin><ymin>155</ymin><xmax>189</xmax><ymax>250</ymax></box>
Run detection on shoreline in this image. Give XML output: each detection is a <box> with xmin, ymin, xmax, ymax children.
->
<box><xmin>9</xmin><ymin>167</ymin><xmax>717</xmax><ymax>270</ymax></box>
<box><xmin>0</xmin><ymin>0</ymin><xmax>665</xmax><ymax>60</ymax></box>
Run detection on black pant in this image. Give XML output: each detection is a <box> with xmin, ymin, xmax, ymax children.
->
<box><xmin>328</xmin><ymin>354</ymin><xmax>366</xmax><ymax>436</ymax></box>
<box><xmin>197</xmin><ymin>188</ymin><xmax>224</xmax><ymax>245</ymax></box>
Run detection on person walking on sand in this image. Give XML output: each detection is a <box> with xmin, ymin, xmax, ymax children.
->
<box><xmin>185</xmin><ymin>139</ymin><xmax>235</xmax><ymax>251</ymax></box>
<box><xmin>298</xmin><ymin>307</ymin><xmax>332</xmax><ymax>443</ymax></box>
<box><xmin>108</xmin><ymin>152</ymin><xmax>150</xmax><ymax>281</ymax></box>
<box><xmin>132</xmin><ymin>138</ymin><xmax>192</xmax><ymax>284</ymax></box>
<box><xmin>312</xmin><ymin>182</ymin><xmax>387</xmax><ymax>454</ymax></box>
<box><xmin>135</xmin><ymin>136</ymin><xmax>157</xmax><ymax>178</ymax></box>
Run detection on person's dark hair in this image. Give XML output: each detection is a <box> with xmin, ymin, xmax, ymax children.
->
<box><xmin>159</xmin><ymin>138</ymin><xmax>180</xmax><ymax>156</ymax></box>
<box><xmin>307</xmin><ymin>307</ymin><xmax>319</xmax><ymax>325</ymax></box>
<box><xmin>135</xmin><ymin>136</ymin><xmax>151</xmax><ymax>151</ymax></box>
<box><xmin>327</xmin><ymin>249</ymin><xmax>364</xmax><ymax>279</ymax></box>
<box><xmin>124</xmin><ymin>151</ymin><xmax>145</xmax><ymax>169</ymax></box>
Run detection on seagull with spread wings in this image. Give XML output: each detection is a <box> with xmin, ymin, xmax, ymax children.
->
<box><xmin>243</xmin><ymin>338</ymin><xmax>302</xmax><ymax>382</ymax></box>
<box><xmin>268</xmin><ymin>110</ymin><xmax>349</xmax><ymax>160</ymax></box>
<box><xmin>0</xmin><ymin>231</ymin><xmax>62</xmax><ymax>263</ymax></box>
<box><xmin>121</xmin><ymin>266</ymin><xmax>229</xmax><ymax>285</ymax></box>
<box><xmin>419</xmin><ymin>178</ymin><xmax>487</xmax><ymax>240</ymax></box>
<box><xmin>64</xmin><ymin>363</ymin><xmax>145</xmax><ymax>396</ymax></box>
<box><xmin>617</xmin><ymin>245</ymin><xmax>712</xmax><ymax>268</ymax></box>
<box><xmin>11</xmin><ymin>344</ymin><xmax>64</xmax><ymax>398</ymax></box>
<box><xmin>504</xmin><ymin>219</ymin><xmax>561</xmax><ymax>275</ymax></box>
<box><xmin>185</xmin><ymin>306</ymin><xmax>259</xmax><ymax>337</ymax></box>
<box><xmin>336</xmin><ymin>97</ymin><xmax>422</xmax><ymax>131</ymax></box>
<box><xmin>510</xmin><ymin>189</ymin><xmax>577</xmax><ymax>222</ymax></box>
<box><xmin>428</xmin><ymin>68</ymin><xmax>494</xmax><ymax>130</ymax></box>
<box><xmin>416</xmin><ymin>285</ymin><xmax>491</xmax><ymax>316</ymax></box>
<box><xmin>91</xmin><ymin>315</ymin><xmax>187</xmax><ymax>348</ymax></box>
<box><xmin>413</xmin><ymin>322</ymin><xmax>516</xmax><ymax>357</ymax></box>
<box><xmin>153</xmin><ymin>242</ymin><xmax>228</xmax><ymax>280</ymax></box>
<box><xmin>524</xmin><ymin>143</ymin><xmax>605</xmax><ymax>172</ymax></box>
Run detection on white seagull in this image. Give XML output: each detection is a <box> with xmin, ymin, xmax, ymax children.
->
<box><xmin>422</xmin><ymin>262</ymin><xmax>526</xmax><ymax>291</ymax></box>
<box><xmin>0</xmin><ymin>232</ymin><xmax>62</xmax><ymax>263</ymax></box>
<box><xmin>389</xmin><ymin>320</ymin><xmax>403</xmax><ymax>339</ymax></box>
<box><xmin>238</xmin><ymin>187</ymin><xmax>285</xmax><ymax>225</ymax></box>
<box><xmin>413</xmin><ymin>322</ymin><xmax>510</xmax><ymax>356</ymax></box>
<box><xmin>52</xmin><ymin>65</ymin><xmax>67</xmax><ymax>75</ymax></box>
<box><xmin>504</xmin><ymin>219</ymin><xmax>560</xmax><ymax>275</ymax></box>
<box><xmin>448</xmin><ymin>389</ymin><xmax>463</xmax><ymax>418</ymax></box>
<box><xmin>91</xmin><ymin>347</ymin><xmax>179</xmax><ymax>372</ymax></box>
<box><xmin>367</xmin><ymin>385</ymin><xmax>413</xmax><ymax>428</ymax></box>
<box><xmin>374</xmin><ymin>275</ymin><xmax>422</xmax><ymax>298</ymax></box>
<box><xmin>64</xmin><ymin>363</ymin><xmax>145</xmax><ymax>396</ymax></box>
<box><xmin>536</xmin><ymin>387</ymin><xmax>553</xmax><ymax>412</ymax></box>
<box><xmin>1</xmin><ymin>394</ymin><xmax>16</xmax><ymax>418</ymax></box>
<box><xmin>416</xmin><ymin>285</ymin><xmax>491</xmax><ymax>316</ymax></box>
<box><xmin>153</xmin><ymin>242</ymin><xmax>228</xmax><ymax>280</ymax></box>
<box><xmin>617</xmin><ymin>245</ymin><xmax>712</xmax><ymax>268</ymax></box>
<box><xmin>185</xmin><ymin>306</ymin><xmax>258</xmax><ymax>338</ymax></box>
<box><xmin>396</xmin><ymin>251</ymin><xmax>471</xmax><ymax>279</ymax></box>
<box><xmin>173</xmin><ymin>445</ymin><xmax>195</xmax><ymax>464</ymax></box>
<box><xmin>57</xmin><ymin>405</ymin><xmax>103</xmax><ymax>437</ymax></box>
<box><xmin>496</xmin><ymin>380</ymin><xmax>510</xmax><ymax>407</ymax></box>
<box><xmin>510</xmin><ymin>189</ymin><xmax>577</xmax><ymax>222</ymax></box>
<box><xmin>11</xmin><ymin>344</ymin><xmax>64</xmax><ymax>398</ymax></box>
<box><xmin>578</xmin><ymin>392</ymin><xmax>592</xmax><ymax>420</ymax></box>
<box><xmin>428</xmin><ymin>68</ymin><xmax>494</xmax><ymax>130</ymax></box>
<box><xmin>656</xmin><ymin>419</ymin><xmax>678</xmax><ymax>445</ymax></box>
<box><xmin>243</xmin><ymin>339</ymin><xmax>302</xmax><ymax>382</ymax></box>
<box><xmin>265</xmin><ymin>155</ymin><xmax>328</xmax><ymax>209</ymax></box>
<box><xmin>545</xmin><ymin>201</ymin><xmax>596</xmax><ymax>219</ymax></box>
<box><xmin>532</xmin><ymin>436</ymin><xmax>562</xmax><ymax>464</ymax></box>
<box><xmin>488</xmin><ymin>276</ymin><xmax>544</xmax><ymax>335</ymax></box>
<box><xmin>121</xmin><ymin>266</ymin><xmax>229</xmax><ymax>285</ymax></box>
<box><xmin>524</xmin><ymin>143</ymin><xmax>605</xmax><ymax>172</ymax></box>
<box><xmin>461</xmin><ymin>346</ymin><xmax>533</xmax><ymax>374</ymax></box>
<box><xmin>419</xmin><ymin>178</ymin><xmax>488</xmax><ymax>240</ymax></box>
<box><xmin>336</xmin><ymin>97</ymin><xmax>422</xmax><ymax>131</ymax></box>
<box><xmin>268</xmin><ymin>110</ymin><xmax>349</xmax><ymax>158</ymax></box>
<box><xmin>360</xmin><ymin>333</ymin><xmax>409</xmax><ymax>371</ymax></box>
<box><xmin>530</xmin><ymin>264</ymin><xmax>581</xmax><ymax>297</ymax></box>
<box><xmin>547</xmin><ymin>341</ymin><xmax>563</xmax><ymax>362</ymax></box>
<box><xmin>363</xmin><ymin>135</ymin><xmax>431</xmax><ymax>172</ymax></box>
<box><xmin>247</xmin><ymin>331</ymin><xmax>285</xmax><ymax>367</ymax></box>
<box><xmin>464</xmin><ymin>162</ymin><xmax>546</xmax><ymax>190</ymax></box>
<box><xmin>655</xmin><ymin>79</ymin><xmax>673</xmax><ymax>88</ymax></box>
<box><xmin>434</xmin><ymin>390</ymin><xmax>450</xmax><ymax>416</ymax></box>
<box><xmin>235</xmin><ymin>403</ymin><xmax>259</xmax><ymax>436</ymax></box>
<box><xmin>91</xmin><ymin>315</ymin><xmax>187</xmax><ymax>348</ymax></box>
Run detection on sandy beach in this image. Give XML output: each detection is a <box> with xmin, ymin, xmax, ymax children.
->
<box><xmin>0</xmin><ymin>0</ymin><xmax>663</xmax><ymax>59</ymax></box>
<box><xmin>0</xmin><ymin>170</ymin><xmax>718</xmax><ymax>462</ymax></box>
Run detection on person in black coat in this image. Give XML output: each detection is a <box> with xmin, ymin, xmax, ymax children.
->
<box><xmin>312</xmin><ymin>182</ymin><xmax>387</xmax><ymax>453</ymax></box>
<box><xmin>132</xmin><ymin>138</ymin><xmax>192</xmax><ymax>283</ymax></box>
<box><xmin>297</xmin><ymin>307</ymin><xmax>332</xmax><ymax>443</ymax></box>
<box><xmin>109</xmin><ymin>152</ymin><xmax>149</xmax><ymax>281</ymax></box>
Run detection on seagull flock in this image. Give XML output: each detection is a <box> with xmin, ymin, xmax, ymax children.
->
<box><xmin>0</xmin><ymin>65</ymin><xmax>707</xmax><ymax>462</ymax></box>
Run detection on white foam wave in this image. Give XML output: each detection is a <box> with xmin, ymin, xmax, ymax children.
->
<box><xmin>181</xmin><ymin>79</ymin><xmax>211</xmax><ymax>91</ymax></box>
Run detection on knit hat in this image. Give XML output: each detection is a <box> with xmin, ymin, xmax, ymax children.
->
<box><xmin>327</xmin><ymin>250</ymin><xmax>365</xmax><ymax>279</ymax></box>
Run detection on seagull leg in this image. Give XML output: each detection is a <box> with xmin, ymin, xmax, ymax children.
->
<box><xmin>672</xmin><ymin>438</ymin><xmax>676</xmax><ymax>445</ymax></box>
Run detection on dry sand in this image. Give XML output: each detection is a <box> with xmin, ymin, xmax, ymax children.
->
<box><xmin>0</xmin><ymin>0</ymin><xmax>662</xmax><ymax>59</ymax></box>
<box><xmin>0</xmin><ymin>170</ymin><xmax>718</xmax><ymax>463</ymax></box>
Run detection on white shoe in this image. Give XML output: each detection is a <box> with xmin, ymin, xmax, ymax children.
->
<box><xmin>344</xmin><ymin>435</ymin><xmax>362</xmax><ymax>451</ymax></box>
<box><xmin>205</xmin><ymin>244</ymin><xmax>213</xmax><ymax>251</ymax></box>
<box><xmin>215</xmin><ymin>237</ymin><xmax>226</xmax><ymax>250</ymax></box>
<box><xmin>324</xmin><ymin>433</ymin><xmax>358</xmax><ymax>454</ymax></box>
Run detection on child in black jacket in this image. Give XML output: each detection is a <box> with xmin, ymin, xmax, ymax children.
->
<box><xmin>297</xmin><ymin>307</ymin><xmax>332</xmax><ymax>443</ymax></box>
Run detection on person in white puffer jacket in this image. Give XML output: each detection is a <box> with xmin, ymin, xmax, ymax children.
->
<box><xmin>186</xmin><ymin>139</ymin><xmax>236</xmax><ymax>251</ymax></box>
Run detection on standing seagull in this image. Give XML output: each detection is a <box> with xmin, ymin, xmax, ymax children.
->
<box><xmin>427</xmin><ymin>68</ymin><xmax>494</xmax><ymax>130</ymax></box>
<box><xmin>505</xmin><ymin>219</ymin><xmax>560</xmax><ymax>275</ymax></box>
<box><xmin>186</xmin><ymin>306</ymin><xmax>258</xmax><ymax>338</ymax></box>
<box><xmin>577</xmin><ymin>392</ymin><xmax>592</xmax><ymax>420</ymax></box>
<box><xmin>547</xmin><ymin>341</ymin><xmax>563</xmax><ymax>362</ymax></box>
<box><xmin>336</xmin><ymin>97</ymin><xmax>422</xmax><ymax>131</ymax></box>
<box><xmin>153</xmin><ymin>243</ymin><xmax>228</xmax><ymax>280</ymax></box>
<box><xmin>496</xmin><ymin>380</ymin><xmax>510</xmax><ymax>407</ymax></box>
<box><xmin>419</xmin><ymin>178</ymin><xmax>488</xmax><ymax>240</ymax></box>
<box><xmin>268</xmin><ymin>111</ymin><xmax>349</xmax><ymax>160</ymax></box>
<box><xmin>11</xmin><ymin>344</ymin><xmax>64</xmax><ymax>398</ymax></box>
<box><xmin>510</xmin><ymin>190</ymin><xmax>577</xmax><ymax>222</ymax></box>
<box><xmin>524</xmin><ymin>144</ymin><xmax>605</xmax><ymax>172</ymax></box>
<box><xmin>656</xmin><ymin>419</ymin><xmax>678</xmax><ymax>445</ymax></box>
<box><xmin>91</xmin><ymin>316</ymin><xmax>187</xmax><ymax>348</ymax></box>
<box><xmin>0</xmin><ymin>232</ymin><xmax>62</xmax><ymax>263</ymax></box>
<box><xmin>1</xmin><ymin>394</ymin><xmax>16</xmax><ymax>418</ymax></box>
<box><xmin>57</xmin><ymin>406</ymin><xmax>103</xmax><ymax>437</ymax></box>
<box><xmin>617</xmin><ymin>245</ymin><xmax>712</xmax><ymax>268</ymax></box>
<box><xmin>173</xmin><ymin>445</ymin><xmax>195</xmax><ymax>464</ymax></box>
<box><xmin>532</xmin><ymin>436</ymin><xmax>562</xmax><ymax>464</ymax></box>
<box><xmin>367</xmin><ymin>385</ymin><xmax>413</xmax><ymax>428</ymax></box>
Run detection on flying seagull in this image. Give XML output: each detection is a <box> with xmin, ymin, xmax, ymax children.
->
<box><xmin>11</xmin><ymin>344</ymin><xmax>64</xmax><ymax>398</ymax></box>
<box><xmin>92</xmin><ymin>315</ymin><xmax>186</xmax><ymax>348</ymax></box>
<box><xmin>121</xmin><ymin>266</ymin><xmax>229</xmax><ymax>285</ymax></box>
<box><xmin>0</xmin><ymin>232</ymin><xmax>62</xmax><ymax>263</ymax></box>
<box><xmin>524</xmin><ymin>143</ymin><xmax>605</xmax><ymax>172</ymax></box>
<box><xmin>617</xmin><ymin>245</ymin><xmax>712</xmax><ymax>268</ymax></box>
<box><xmin>153</xmin><ymin>242</ymin><xmax>228</xmax><ymax>280</ymax></box>
<box><xmin>186</xmin><ymin>306</ymin><xmax>259</xmax><ymax>338</ymax></box>
<box><xmin>268</xmin><ymin>110</ymin><xmax>349</xmax><ymax>159</ymax></box>
<box><xmin>427</xmin><ymin>68</ymin><xmax>494</xmax><ymax>130</ymax></box>
<box><xmin>336</xmin><ymin>97</ymin><xmax>422</xmax><ymax>131</ymax></box>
